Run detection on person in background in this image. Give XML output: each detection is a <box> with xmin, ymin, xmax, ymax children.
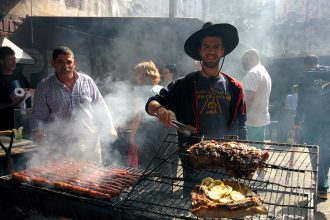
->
<box><xmin>295</xmin><ymin>55</ymin><xmax>330</xmax><ymax>200</ymax></box>
<box><xmin>279</xmin><ymin>85</ymin><xmax>298</xmax><ymax>143</ymax></box>
<box><xmin>31</xmin><ymin>46</ymin><xmax>117</xmax><ymax>163</ymax></box>
<box><xmin>161</xmin><ymin>63</ymin><xmax>178</xmax><ymax>86</ymax></box>
<box><xmin>241</xmin><ymin>48</ymin><xmax>271</xmax><ymax>144</ymax></box>
<box><xmin>0</xmin><ymin>46</ymin><xmax>34</xmax><ymax>131</ymax></box>
<box><xmin>284</xmin><ymin>85</ymin><xmax>298</xmax><ymax>113</ymax></box>
<box><xmin>145</xmin><ymin>22</ymin><xmax>246</xmax><ymax>197</ymax></box>
<box><xmin>129</xmin><ymin>60</ymin><xmax>166</xmax><ymax>169</ymax></box>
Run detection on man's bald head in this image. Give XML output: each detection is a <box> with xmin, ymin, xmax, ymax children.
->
<box><xmin>242</xmin><ymin>48</ymin><xmax>260</xmax><ymax>71</ymax></box>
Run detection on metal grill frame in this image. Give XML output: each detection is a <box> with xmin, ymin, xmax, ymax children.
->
<box><xmin>119</xmin><ymin>134</ymin><xmax>319</xmax><ymax>220</ymax></box>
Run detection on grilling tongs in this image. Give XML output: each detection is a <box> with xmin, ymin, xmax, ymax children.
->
<box><xmin>171</xmin><ymin>119</ymin><xmax>195</xmax><ymax>137</ymax></box>
<box><xmin>154</xmin><ymin>113</ymin><xmax>194</xmax><ymax>136</ymax></box>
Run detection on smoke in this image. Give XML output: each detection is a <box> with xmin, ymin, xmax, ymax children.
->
<box><xmin>20</xmin><ymin>1</ymin><xmax>330</xmax><ymax>171</ymax></box>
<box><xmin>27</xmin><ymin>106</ymin><xmax>115</xmax><ymax>166</ymax></box>
<box><xmin>102</xmin><ymin>80</ymin><xmax>135</xmax><ymax>128</ymax></box>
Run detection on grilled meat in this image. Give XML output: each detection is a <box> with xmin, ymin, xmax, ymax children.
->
<box><xmin>187</xmin><ymin>140</ymin><xmax>269</xmax><ymax>177</ymax></box>
<box><xmin>191</xmin><ymin>178</ymin><xmax>268</xmax><ymax>218</ymax></box>
<box><xmin>11</xmin><ymin>158</ymin><xmax>141</xmax><ymax>201</ymax></box>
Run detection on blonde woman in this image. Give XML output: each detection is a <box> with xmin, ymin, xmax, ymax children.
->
<box><xmin>128</xmin><ymin>60</ymin><xmax>165</xmax><ymax>169</ymax></box>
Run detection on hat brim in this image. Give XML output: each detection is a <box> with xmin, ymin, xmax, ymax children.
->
<box><xmin>184</xmin><ymin>23</ymin><xmax>239</xmax><ymax>61</ymax></box>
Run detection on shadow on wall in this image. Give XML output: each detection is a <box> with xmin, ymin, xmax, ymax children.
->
<box><xmin>0</xmin><ymin>0</ymin><xmax>21</xmax><ymax>15</ymax></box>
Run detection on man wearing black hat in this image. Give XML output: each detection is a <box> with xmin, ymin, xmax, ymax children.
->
<box><xmin>145</xmin><ymin>22</ymin><xmax>246</xmax><ymax>197</ymax></box>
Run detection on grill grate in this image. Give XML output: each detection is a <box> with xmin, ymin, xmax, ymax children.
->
<box><xmin>0</xmin><ymin>161</ymin><xmax>143</xmax><ymax>219</ymax></box>
<box><xmin>119</xmin><ymin>134</ymin><xmax>318</xmax><ymax>220</ymax></box>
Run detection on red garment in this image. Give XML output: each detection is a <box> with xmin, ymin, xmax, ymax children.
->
<box><xmin>127</xmin><ymin>143</ymin><xmax>138</xmax><ymax>168</ymax></box>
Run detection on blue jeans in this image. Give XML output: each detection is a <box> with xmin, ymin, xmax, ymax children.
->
<box><xmin>317</xmin><ymin>127</ymin><xmax>330</xmax><ymax>193</ymax></box>
<box><xmin>304</xmin><ymin>124</ymin><xmax>330</xmax><ymax>194</ymax></box>
<box><xmin>247</xmin><ymin>126</ymin><xmax>266</xmax><ymax>149</ymax></box>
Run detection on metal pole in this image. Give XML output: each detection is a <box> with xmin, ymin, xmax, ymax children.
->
<box><xmin>169</xmin><ymin>0</ymin><xmax>177</xmax><ymax>19</ymax></box>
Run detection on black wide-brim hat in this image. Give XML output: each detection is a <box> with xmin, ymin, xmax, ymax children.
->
<box><xmin>184</xmin><ymin>22</ymin><xmax>239</xmax><ymax>61</ymax></box>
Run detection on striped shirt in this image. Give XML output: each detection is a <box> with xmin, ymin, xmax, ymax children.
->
<box><xmin>31</xmin><ymin>72</ymin><xmax>116</xmax><ymax>136</ymax></box>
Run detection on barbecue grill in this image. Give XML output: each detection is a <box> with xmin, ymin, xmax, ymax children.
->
<box><xmin>0</xmin><ymin>160</ymin><xmax>143</xmax><ymax>219</ymax></box>
<box><xmin>119</xmin><ymin>134</ymin><xmax>319</xmax><ymax>220</ymax></box>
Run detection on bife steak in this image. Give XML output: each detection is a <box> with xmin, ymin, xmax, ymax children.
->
<box><xmin>187</xmin><ymin>140</ymin><xmax>269</xmax><ymax>177</ymax></box>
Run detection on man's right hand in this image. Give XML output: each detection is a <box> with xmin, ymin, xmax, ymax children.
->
<box><xmin>147</xmin><ymin>101</ymin><xmax>177</xmax><ymax>127</ymax></box>
<box><xmin>155</xmin><ymin>106</ymin><xmax>176</xmax><ymax>128</ymax></box>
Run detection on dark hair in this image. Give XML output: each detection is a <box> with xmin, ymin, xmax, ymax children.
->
<box><xmin>0</xmin><ymin>46</ymin><xmax>15</xmax><ymax>60</ymax></box>
<box><xmin>304</xmin><ymin>55</ymin><xmax>318</xmax><ymax>67</ymax></box>
<box><xmin>163</xmin><ymin>64</ymin><xmax>178</xmax><ymax>79</ymax></box>
<box><xmin>52</xmin><ymin>46</ymin><xmax>75</xmax><ymax>60</ymax></box>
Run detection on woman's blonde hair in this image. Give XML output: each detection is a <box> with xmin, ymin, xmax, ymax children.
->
<box><xmin>134</xmin><ymin>60</ymin><xmax>160</xmax><ymax>85</ymax></box>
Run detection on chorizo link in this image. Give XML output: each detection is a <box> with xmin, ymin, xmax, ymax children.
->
<box><xmin>54</xmin><ymin>181</ymin><xmax>90</xmax><ymax>195</ymax></box>
<box><xmin>30</xmin><ymin>176</ymin><xmax>51</xmax><ymax>186</ymax></box>
<box><xmin>63</xmin><ymin>179</ymin><xmax>118</xmax><ymax>198</ymax></box>
<box><xmin>88</xmin><ymin>189</ymin><xmax>112</xmax><ymax>200</ymax></box>
<box><xmin>12</xmin><ymin>172</ymin><xmax>31</xmax><ymax>183</ymax></box>
<box><xmin>114</xmin><ymin>178</ymin><xmax>131</xmax><ymax>187</ymax></box>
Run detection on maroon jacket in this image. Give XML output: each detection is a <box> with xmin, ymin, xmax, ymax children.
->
<box><xmin>146</xmin><ymin>71</ymin><xmax>247</xmax><ymax>140</ymax></box>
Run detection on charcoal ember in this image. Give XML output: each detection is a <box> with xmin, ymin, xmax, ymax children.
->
<box><xmin>187</xmin><ymin>140</ymin><xmax>269</xmax><ymax>178</ymax></box>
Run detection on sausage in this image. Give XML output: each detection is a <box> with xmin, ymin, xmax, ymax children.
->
<box><xmin>54</xmin><ymin>181</ymin><xmax>72</xmax><ymax>190</ymax></box>
<box><xmin>88</xmin><ymin>189</ymin><xmax>112</xmax><ymax>200</ymax></box>
<box><xmin>121</xmin><ymin>175</ymin><xmax>139</xmax><ymax>184</ymax></box>
<box><xmin>72</xmin><ymin>182</ymin><xmax>117</xmax><ymax>197</ymax></box>
<box><xmin>30</xmin><ymin>177</ymin><xmax>51</xmax><ymax>186</ymax></box>
<box><xmin>61</xmin><ymin>179</ymin><xmax>118</xmax><ymax>198</ymax></box>
<box><xmin>106</xmin><ymin>181</ymin><xmax>125</xmax><ymax>191</ymax></box>
<box><xmin>67</xmin><ymin>184</ymin><xmax>90</xmax><ymax>195</ymax></box>
<box><xmin>103</xmin><ymin>182</ymin><xmax>123</xmax><ymax>191</ymax></box>
<box><xmin>13</xmin><ymin>171</ymin><xmax>51</xmax><ymax>186</ymax></box>
<box><xmin>12</xmin><ymin>172</ymin><xmax>31</xmax><ymax>183</ymax></box>
<box><xmin>54</xmin><ymin>181</ymin><xmax>90</xmax><ymax>195</ymax></box>
<box><xmin>114</xmin><ymin>178</ymin><xmax>131</xmax><ymax>187</ymax></box>
<box><xmin>93</xmin><ymin>187</ymin><xmax>117</xmax><ymax>197</ymax></box>
<box><xmin>110</xmin><ymin>169</ymin><xmax>129</xmax><ymax>175</ymax></box>
<box><xmin>98</xmin><ymin>185</ymin><xmax>121</xmax><ymax>196</ymax></box>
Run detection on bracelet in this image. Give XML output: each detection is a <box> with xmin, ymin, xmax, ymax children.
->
<box><xmin>155</xmin><ymin>105</ymin><xmax>165</xmax><ymax>113</ymax></box>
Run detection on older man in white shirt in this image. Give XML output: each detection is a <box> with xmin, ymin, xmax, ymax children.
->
<box><xmin>242</xmin><ymin>48</ymin><xmax>272</xmax><ymax>146</ymax></box>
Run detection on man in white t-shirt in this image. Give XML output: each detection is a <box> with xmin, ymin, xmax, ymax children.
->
<box><xmin>242</xmin><ymin>48</ymin><xmax>272</xmax><ymax>145</ymax></box>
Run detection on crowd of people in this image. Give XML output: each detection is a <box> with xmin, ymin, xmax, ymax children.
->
<box><xmin>0</xmin><ymin>21</ymin><xmax>329</xmax><ymax>201</ymax></box>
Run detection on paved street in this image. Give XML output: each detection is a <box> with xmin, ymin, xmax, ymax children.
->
<box><xmin>315</xmin><ymin>179</ymin><xmax>330</xmax><ymax>219</ymax></box>
<box><xmin>266</xmin><ymin>129</ymin><xmax>329</xmax><ymax>219</ymax></box>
